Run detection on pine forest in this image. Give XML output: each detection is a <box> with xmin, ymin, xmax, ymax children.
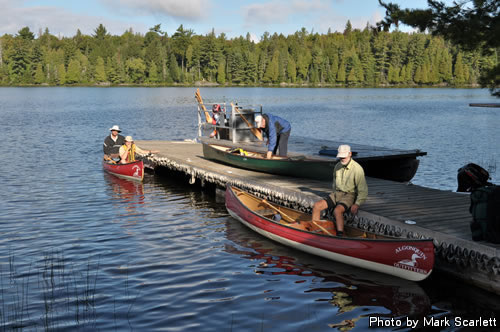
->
<box><xmin>0</xmin><ymin>23</ymin><xmax>497</xmax><ymax>87</ymax></box>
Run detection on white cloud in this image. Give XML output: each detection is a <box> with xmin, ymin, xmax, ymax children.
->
<box><xmin>99</xmin><ymin>0</ymin><xmax>209</xmax><ymax>20</ymax></box>
<box><xmin>0</xmin><ymin>2</ymin><xmax>148</xmax><ymax>37</ymax></box>
<box><xmin>243</xmin><ymin>2</ymin><xmax>289</xmax><ymax>25</ymax></box>
<box><xmin>291</xmin><ymin>0</ymin><xmax>329</xmax><ymax>12</ymax></box>
<box><xmin>242</xmin><ymin>0</ymin><xmax>332</xmax><ymax>27</ymax></box>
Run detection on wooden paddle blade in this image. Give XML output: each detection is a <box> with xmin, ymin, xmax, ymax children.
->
<box><xmin>195</xmin><ymin>88</ymin><xmax>212</xmax><ymax>123</ymax></box>
<box><xmin>231</xmin><ymin>103</ymin><xmax>263</xmax><ymax>141</ymax></box>
<box><xmin>312</xmin><ymin>221</ymin><xmax>335</xmax><ymax>236</ymax></box>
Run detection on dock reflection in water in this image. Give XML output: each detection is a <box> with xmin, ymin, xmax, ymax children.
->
<box><xmin>223</xmin><ymin>218</ymin><xmax>432</xmax><ymax>330</ymax></box>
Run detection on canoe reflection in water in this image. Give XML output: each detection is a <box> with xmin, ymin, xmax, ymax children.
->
<box><xmin>104</xmin><ymin>173</ymin><xmax>145</xmax><ymax>219</ymax></box>
<box><xmin>224</xmin><ymin>219</ymin><xmax>432</xmax><ymax>330</ymax></box>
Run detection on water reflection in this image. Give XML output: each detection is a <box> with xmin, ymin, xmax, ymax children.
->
<box><xmin>224</xmin><ymin>219</ymin><xmax>432</xmax><ymax>330</ymax></box>
<box><xmin>104</xmin><ymin>173</ymin><xmax>145</xmax><ymax>219</ymax></box>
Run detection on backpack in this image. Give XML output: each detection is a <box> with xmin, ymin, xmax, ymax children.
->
<box><xmin>470</xmin><ymin>185</ymin><xmax>500</xmax><ymax>243</ymax></box>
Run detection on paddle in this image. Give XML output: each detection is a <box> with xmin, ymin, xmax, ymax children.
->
<box><xmin>195</xmin><ymin>88</ymin><xmax>213</xmax><ymax>123</ymax></box>
<box><xmin>260</xmin><ymin>199</ymin><xmax>335</xmax><ymax>236</ymax></box>
<box><xmin>311</xmin><ymin>221</ymin><xmax>335</xmax><ymax>236</ymax></box>
<box><xmin>103</xmin><ymin>155</ymin><xmax>116</xmax><ymax>164</ymax></box>
<box><xmin>231</xmin><ymin>103</ymin><xmax>263</xmax><ymax>141</ymax></box>
<box><xmin>260</xmin><ymin>199</ymin><xmax>295</xmax><ymax>223</ymax></box>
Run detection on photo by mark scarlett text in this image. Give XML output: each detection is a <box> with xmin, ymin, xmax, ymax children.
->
<box><xmin>369</xmin><ymin>316</ymin><xmax>497</xmax><ymax>329</ymax></box>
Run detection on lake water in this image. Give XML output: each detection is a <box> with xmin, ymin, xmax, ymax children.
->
<box><xmin>1</xmin><ymin>87</ymin><xmax>499</xmax><ymax>331</ymax></box>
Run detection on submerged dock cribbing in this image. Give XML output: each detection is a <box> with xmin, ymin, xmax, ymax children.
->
<box><xmin>141</xmin><ymin>148</ymin><xmax>500</xmax><ymax>294</ymax></box>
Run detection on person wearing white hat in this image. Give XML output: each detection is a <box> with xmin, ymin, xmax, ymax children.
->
<box><xmin>119</xmin><ymin>136</ymin><xmax>159</xmax><ymax>164</ymax></box>
<box><xmin>254</xmin><ymin>113</ymin><xmax>291</xmax><ymax>159</ymax></box>
<box><xmin>311</xmin><ymin>144</ymin><xmax>368</xmax><ymax>237</ymax></box>
<box><xmin>103</xmin><ymin>125</ymin><xmax>125</xmax><ymax>160</ymax></box>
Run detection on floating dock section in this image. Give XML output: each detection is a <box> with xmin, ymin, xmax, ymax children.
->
<box><xmin>469</xmin><ymin>103</ymin><xmax>500</xmax><ymax>108</ymax></box>
<box><xmin>136</xmin><ymin>140</ymin><xmax>500</xmax><ymax>295</ymax></box>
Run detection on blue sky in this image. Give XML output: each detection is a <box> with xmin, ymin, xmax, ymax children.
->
<box><xmin>2</xmin><ymin>0</ymin><xmax>447</xmax><ymax>41</ymax></box>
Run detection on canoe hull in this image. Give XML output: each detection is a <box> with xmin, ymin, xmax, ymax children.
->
<box><xmin>102</xmin><ymin>160</ymin><xmax>144</xmax><ymax>181</ymax></box>
<box><xmin>225</xmin><ymin>186</ymin><xmax>434</xmax><ymax>281</ymax></box>
<box><xmin>203</xmin><ymin>143</ymin><xmax>335</xmax><ymax>180</ymax></box>
<box><xmin>203</xmin><ymin>142</ymin><xmax>420</xmax><ymax>182</ymax></box>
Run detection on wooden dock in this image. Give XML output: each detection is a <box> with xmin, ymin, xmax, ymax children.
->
<box><xmin>136</xmin><ymin>140</ymin><xmax>500</xmax><ymax>294</ymax></box>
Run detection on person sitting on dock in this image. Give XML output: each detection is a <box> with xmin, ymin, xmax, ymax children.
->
<box><xmin>312</xmin><ymin>145</ymin><xmax>368</xmax><ymax>237</ymax></box>
<box><xmin>119</xmin><ymin>136</ymin><xmax>158</xmax><ymax>164</ymax></box>
<box><xmin>255</xmin><ymin>114</ymin><xmax>291</xmax><ymax>159</ymax></box>
<box><xmin>103</xmin><ymin>125</ymin><xmax>125</xmax><ymax>161</ymax></box>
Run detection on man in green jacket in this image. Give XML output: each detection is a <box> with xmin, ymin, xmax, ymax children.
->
<box><xmin>312</xmin><ymin>144</ymin><xmax>368</xmax><ymax>237</ymax></box>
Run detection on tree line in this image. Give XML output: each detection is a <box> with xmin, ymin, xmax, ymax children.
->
<box><xmin>0</xmin><ymin>22</ymin><xmax>497</xmax><ymax>87</ymax></box>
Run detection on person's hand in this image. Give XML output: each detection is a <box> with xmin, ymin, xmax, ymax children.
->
<box><xmin>350</xmin><ymin>204</ymin><xmax>360</xmax><ymax>215</ymax></box>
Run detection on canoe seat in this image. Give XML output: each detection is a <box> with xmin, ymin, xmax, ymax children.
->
<box><xmin>255</xmin><ymin>209</ymin><xmax>276</xmax><ymax>216</ymax></box>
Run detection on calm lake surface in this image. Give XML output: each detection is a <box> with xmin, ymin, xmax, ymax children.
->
<box><xmin>1</xmin><ymin>87</ymin><xmax>499</xmax><ymax>331</ymax></box>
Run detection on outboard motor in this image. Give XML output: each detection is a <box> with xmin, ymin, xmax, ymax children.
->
<box><xmin>457</xmin><ymin>163</ymin><xmax>491</xmax><ymax>192</ymax></box>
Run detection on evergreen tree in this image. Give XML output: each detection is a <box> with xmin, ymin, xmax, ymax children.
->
<box><xmin>93</xmin><ymin>24</ymin><xmax>108</xmax><ymax>40</ymax></box>
<box><xmin>169</xmin><ymin>53</ymin><xmax>180</xmax><ymax>82</ymax></box>
<box><xmin>34</xmin><ymin>64</ymin><xmax>45</xmax><ymax>84</ymax></box>
<box><xmin>344</xmin><ymin>20</ymin><xmax>353</xmax><ymax>36</ymax></box>
<box><xmin>257</xmin><ymin>52</ymin><xmax>267</xmax><ymax>82</ymax></box>
<box><xmin>287</xmin><ymin>55</ymin><xmax>296</xmax><ymax>83</ymax></box>
<box><xmin>125</xmin><ymin>57</ymin><xmax>146</xmax><ymax>83</ymax></box>
<box><xmin>217</xmin><ymin>59</ymin><xmax>226</xmax><ymax>84</ymax></box>
<box><xmin>373</xmin><ymin>32</ymin><xmax>389</xmax><ymax>84</ymax></box>
<box><xmin>454</xmin><ymin>52</ymin><xmax>466</xmax><ymax>84</ymax></box>
<box><xmin>80</xmin><ymin>53</ymin><xmax>90</xmax><ymax>82</ymax></box>
<box><xmin>263</xmin><ymin>50</ymin><xmax>279</xmax><ymax>83</ymax></box>
<box><xmin>379</xmin><ymin>0</ymin><xmax>500</xmax><ymax>96</ymax></box>
<box><xmin>229</xmin><ymin>51</ymin><xmax>244</xmax><ymax>84</ymax></box>
<box><xmin>56</xmin><ymin>63</ymin><xmax>66</xmax><ymax>85</ymax></box>
<box><xmin>94</xmin><ymin>56</ymin><xmax>106</xmax><ymax>82</ymax></box>
<box><xmin>296</xmin><ymin>52</ymin><xmax>311</xmax><ymax>82</ymax></box>
<box><xmin>199</xmin><ymin>29</ymin><xmax>220</xmax><ymax>81</ymax></box>
<box><xmin>327</xmin><ymin>53</ymin><xmax>339</xmax><ymax>83</ymax></box>
<box><xmin>148</xmin><ymin>61</ymin><xmax>159</xmax><ymax>83</ymax></box>
<box><xmin>66</xmin><ymin>58</ymin><xmax>81</xmax><ymax>83</ymax></box>
<box><xmin>106</xmin><ymin>55</ymin><xmax>125</xmax><ymax>84</ymax></box>
<box><xmin>9</xmin><ymin>29</ymin><xmax>33</xmax><ymax>83</ymax></box>
<box><xmin>336</xmin><ymin>59</ymin><xmax>346</xmax><ymax>83</ymax></box>
<box><xmin>172</xmin><ymin>24</ymin><xmax>194</xmax><ymax>73</ymax></box>
<box><xmin>244</xmin><ymin>52</ymin><xmax>258</xmax><ymax>84</ymax></box>
<box><xmin>18</xmin><ymin>27</ymin><xmax>35</xmax><ymax>41</ymax></box>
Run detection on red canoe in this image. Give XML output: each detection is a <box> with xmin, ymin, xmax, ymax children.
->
<box><xmin>225</xmin><ymin>185</ymin><xmax>434</xmax><ymax>281</ymax></box>
<box><xmin>102</xmin><ymin>160</ymin><xmax>144</xmax><ymax>181</ymax></box>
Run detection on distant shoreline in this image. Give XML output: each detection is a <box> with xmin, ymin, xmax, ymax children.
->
<box><xmin>0</xmin><ymin>82</ymin><xmax>482</xmax><ymax>89</ymax></box>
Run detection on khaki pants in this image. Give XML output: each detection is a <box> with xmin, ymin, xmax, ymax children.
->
<box><xmin>327</xmin><ymin>191</ymin><xmax>356</xmax><ymax>210</ymax></box>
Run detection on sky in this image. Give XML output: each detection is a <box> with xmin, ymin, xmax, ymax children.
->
<box><xmin>1</xmin><ymin>0</ymin><xmax>449</xmax><ymax>41</ymax></box>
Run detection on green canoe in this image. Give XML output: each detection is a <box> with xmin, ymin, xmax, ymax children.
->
<box><xmin>202</xmin><ymin>143</ymin><xmax>336</xmax><ymax>180</ymax></box>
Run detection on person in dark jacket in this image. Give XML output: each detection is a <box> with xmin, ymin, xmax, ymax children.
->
<box><xmin>103</xmin><ymin>125</ymin><xmax>125</xmax><ymax>160</ymax></box>
<box><xmin>255</xmin><ymin>114</ymin><xmax>291</xmax><ymax>159</ymax></box>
